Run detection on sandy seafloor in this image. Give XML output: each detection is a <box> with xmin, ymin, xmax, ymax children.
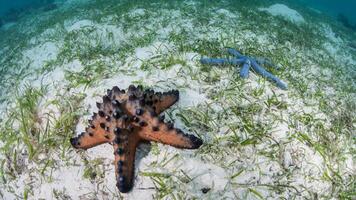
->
<box><xmin>0</xmin><ymin>0</ymin><xmax>355</xmax><ymax>199</ymax></box>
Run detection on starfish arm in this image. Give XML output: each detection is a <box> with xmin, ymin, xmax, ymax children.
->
<box><xmin>135</xmin><ymin>112</ymin><xmax>202</xmax><ymax>149</ymax></box>
<box><xmin>200</xmin><ymin>58</ymin><xmax>228</xmax><ymax>65</ymax></box>
<box><xmin>70</xmin><ymin>93</ymin><xmax>127</xmax><ymax>150</ymax></box>
<box><xmin>200</xmin><ymin>58</ymin><xmax>245</xmax><ymax>65</ymax></box>
<box><xmin>152</xmin><ymin>90</ymin><xmax>179</xmax><ymax>114</ymax></box>
<box><xmin>113</xmin><ymin>128</ymin><xmax>140</xmax><ymax>193</ymax></box>
<box><xmin>107</xmin><ymin>86</ymin><xmax>127</xmax><ymax>102</ymax></box>
<box><xmin>70</xmin><ymin>132</ymin><xmax>109</xmax><ymax>150</ymax></box>
<box><xmin>239</xmin><ymin>59</ymin><xmax>251</xmax><ymax>78</ymax></box>
<box><xmin>227</xmin><ymin>48</ymin><xmax>243</xmax><ymax>58</ymax></box>
<box><xmin>120</xmin><ymin>86</ymin><xmax>180</xmax><ymax>115</ymax></box>
<box><xmin>70</xmin><ymin>113</ymin><xmax>113</xmax><ymax>149</ymax></box>
<box><xmin>251</xmin><ymin>60</ymin><xmax>288</xmax><ymax>90</ymax></box>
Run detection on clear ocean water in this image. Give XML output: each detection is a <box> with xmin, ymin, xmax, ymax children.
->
<box><xmin>1</xmin><ymin>0</ymin><xmax>356</xmax><ymax>24</ymax></box>
<box><xmin>0</xmin><ymin>0</ymin><xmax>354</xmax><ymax>199</ymax></box>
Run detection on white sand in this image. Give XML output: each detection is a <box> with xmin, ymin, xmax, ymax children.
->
<box><xmin>22</xmin><ymin>41</ymin><xmax>60</xmax><ymax>70</ymax></box>
<box><xmin>65</xmin><ymin>19</ymin><xmax>95</xmax><ymax>32</ymax></box>
<box><xmin>259</xmin><ymin>4</ymin><xmax>305</xmax><ymax>24</ymax></box>
<box><xmin>129</xmin><ymin>8</ymin><xmax>146</xmax><ymax>17</ymax></box>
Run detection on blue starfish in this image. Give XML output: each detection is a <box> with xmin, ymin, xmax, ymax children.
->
<box><xmin>200</xmin><ymin>48</ymin><xmax>288</xmax><ymax>90</ymax></box>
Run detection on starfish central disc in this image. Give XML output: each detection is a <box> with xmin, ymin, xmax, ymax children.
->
<box><xmin>70</xmin><ymin>85</ymin><xmax>203</xmax><ymax>193</ymax></box>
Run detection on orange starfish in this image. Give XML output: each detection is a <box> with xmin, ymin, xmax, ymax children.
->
<box><xmin>70</xmin><ymin>85</ymin><xmax>203</xmax><ymax>193</ymax></box>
